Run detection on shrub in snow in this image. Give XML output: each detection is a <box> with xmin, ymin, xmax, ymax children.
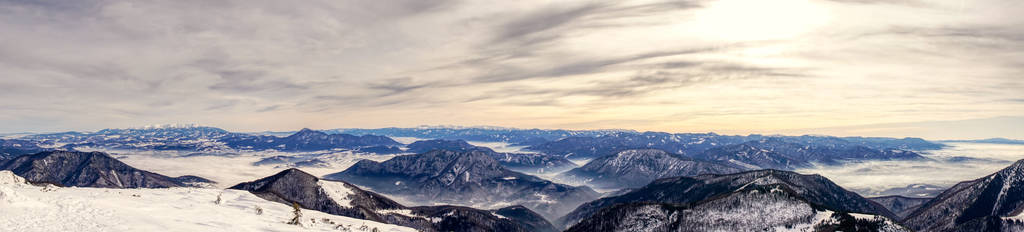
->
<box><xmin>288</xmin><ymin>202</ymin><xmax>303</xmax><ymax>225</ymax></box>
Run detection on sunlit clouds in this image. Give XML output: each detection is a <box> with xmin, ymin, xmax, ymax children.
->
<box><xmin>0</xmin><ymin>0</ymin><xmax>1021</xmax><ymax>138</ymax></box>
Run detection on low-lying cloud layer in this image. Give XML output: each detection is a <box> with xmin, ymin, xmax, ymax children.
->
<box><xmin>796</xmin><ymin>142</ymin><xmax>1024</xmax><ymax>197</ymax></box>
<box><xmin>0</xmin><ymin>0</ymin><xmax>1021</xmax><ymax>138</ymax></box>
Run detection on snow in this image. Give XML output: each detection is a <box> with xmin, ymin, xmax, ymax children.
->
<box><xmin>0</xmin><ymin>171</ymin><xmax>28</xmax><ymax>186</ymax></box>
<box><xmin>491</xmin><ymin>212</ymin><xmax>507</xmax><ymax>219</ymax></box>
<box><xmin>376</xmin><ymin>209</ymin><xmax>421</xmax><ymax>218</ymax></box>
<box><xmin>318</xmin><ymin>180</ymin><xmax>355</xmax><ymax>208</ymax></box>
<box><xmin>0</xmin><ymin>175</ymin><xmax>415</xmax><ymax>232</ymax></box>
<box><xmin>388</xmin><ymin>137</ymin><xmax>422</xmax><ymax>144</ymax></box>
<box><xmin>727</xmin><ymin>159</ymin><xmax>761</xmax><ymax>170</ymax></box>
<box><xmin>1003</xmin><ymin>212</ymin><xmax>1024</xmax><ymax>220</ymax></box>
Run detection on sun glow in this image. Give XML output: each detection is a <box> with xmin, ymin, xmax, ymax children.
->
<box><xmin>689</xmin><ymin>0</ymin><xmax>831</xmax><ymax>41</ymax></box>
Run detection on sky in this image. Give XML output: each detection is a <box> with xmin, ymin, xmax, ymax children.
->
<box><xmin>0</xmin><ymin>0</ymin><xmax>1021</xmax><ymax>139</ymax></box>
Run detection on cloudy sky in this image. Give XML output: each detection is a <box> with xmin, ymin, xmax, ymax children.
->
<box><xmin>1</xmin><ymin>0</ymin><xmax>1021</xmax><ymax>139</ymax></box>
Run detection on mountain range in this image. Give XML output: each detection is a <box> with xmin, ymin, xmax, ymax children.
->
<box><xmin>230</xmin><ymin>168</ymin><xmax>557</xmax><ymax>232</ymax></box>
<box><xmin>525</xmin><ymin>132</ymin><xmax>940</xmax><ymax>161</ymax></box>
<box><xmin>902</xmin><ymin>159</ymin><xmax>1024</xmax><ymax>231</ymax></box>
<box><xmin>0</xmin><ymin>138</ymin><xmax>50</xmax><ymax>160</ymax></box>
<box><xmin>20</xmin><ymin>127</ymin><xmax>401</xmax><ymax>153</ymax></box>
<box><xmin>3</xmin><ymin>138</ymin><xmax>1024</xmax><ymax>232</ymax></box>
<box><xmin>0</xmin><ymin>150</ymin><xmax>212</xmax><ymax>188</ymax></box>
<box><xmin>324</xmin><ymin>149</ymin><xmax>601</xmax><ymax>220</ymax></box>
<box><xmin>694</xmin><ymin>138</ymin><xmax>928</xmax><ymax>170</ymax></box>
<box><xmin>558</xmin><ymin>149</ymin><xmax>744</xmax><ymax>189</ymax></box>
<box><xmin>331</xmin><ymin>126</ymin><xmax>634</xmax><ymax>146</ymax></box>
<box><xmin>559</xmin><ymin>169</ymin><xmax>898</xmax><ymax>228</ymax></box>
<box><xmin>406</xmin><ymin>139</ymin><xmax>577</xmax><ymax>173</ymax></box>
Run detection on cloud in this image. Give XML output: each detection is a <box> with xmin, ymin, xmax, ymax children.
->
<box><xmin>0</xmin><ymin>0</ymin><xmax>1020</xmax><ymax>137</ymax></box>
<box><xmin>493</xmin><ymin>3</ymin><xmax>607</xmax><ymax>45</ymax></box>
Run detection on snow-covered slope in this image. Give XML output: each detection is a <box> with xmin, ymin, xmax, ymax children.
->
<box><xmin>565</xmin><ymin>186</ymin><xmax>910</xmax><ymax>232</ymax></box>
<box><xmin>903</xmin><ymin>159</ymin><xmax>1024</xmax><ymax>232</ymax></box>
<box><xmin>0</xmin><ymin>171</ymin><xmax>414</xmax><ymax>232</ymax></box>
<box><xmin>0</xmin><ymin>151</ymin><xmax>206</xmax><ymax>188</ymax></box>
<box><xmin>231</xmin><ymin>168</ymin><xmax>557</xmax><ymax>232</ymax></box>
<box><xmin>559</xmin><ymin>169</ymin><xmax>897</xmax><ymax>228</ymax></box>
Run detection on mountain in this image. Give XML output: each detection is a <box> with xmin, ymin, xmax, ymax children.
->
<box><xmin>525</xmin><ymin>132</ymin><xmax>941</xmax><ymax>160</ymax></box>
<box><xmin>489</xmin><ymin>152</ymin><xmax>577</xmax><ymax>173</ymax></box>
<box><xmin>27</xmin><ymin>126</ymin><xmax>235</xmax><ymax>151</ymax></box>
<box><xmin>802</xmin><ymin>136</ymin><xmax>944</xmax><ymax>151</ymax></box>
<box><xmin>565</xmin><ymin>185</ymin><xmax>910</xmax><ymax>232</ymax></box>
<box><xmin>941</xmin><ymin>138</ymin><xmax>1024</xmax><ymax>145</ymax></box>
<box><xmin>331</xmin><ymin>126</ymin><xmax>632</xmax><ymax>146</ymax></box>
<box><xmin>0</xmin><ymin>139</ymin><xmax>50</xmax><ymax>159</ymax></box>
<box><xmin>694</xmin><ymin>141</ymin><xmax>811</xmax><ymax>169</ymax></box>
<box><xmin>693</xmin><ymin>138</ymin><xmax>928</xmax><ymax>170</ymax></box>
<box><xmin>559</xmin><ymin>169</ymin><xmax>897</xmax><ymax>228</ymax></box>
<box><xmin>524</xmin><ymin>132</ymin><xmax>744</xmax><ymax>159</ymax></box>
<box><xmin>229</xmin><ymin>168</ymin><xmax>556</xmax><ymax>232</ymax></box>
<box><xmin>491</xmin><ymin>205</ymin><xmax>558</xmax><ymax>232</ymax></box>
<box><xmin>23</xmin><ymin>126</ymin><xmax>402</xmax><ymax>153</ymax></box>
<box><xmin>252</xmin><ymin>155</ymin><xmax>294</xmax><ymax>166</ymax></box>
<box><xmin>902</xmin><ymin>159</ymin><xmax>1024</xmax><ymax>232</ymax></box>
<box><xmin>559</xmin><ymin>149</ymin><xmax>745</xmax><ymax>189</ymax></box>
<box><xmin>405</xmin><ymin>139</ymin><xmax>577</xmax><ymax>173</ymax></box>
<box><xmin>869</xmin><ymin>183</ymin><xmax>948</xmax><ymax>198</ymax></box>
<box><xmin>222</xmin><ymin>128</ymin><xmax>400</xmax><ymax>152</ymax></box>
<box><xmin>406</xmin><ymin>139</ymin><xmax>487</xmax><ymax>153</ymax></box>
<box><xmin>0</xmin><ymin>151</ymin><xmax>205</xmax><ymax>188</ymax></box>
<box><xmin>869</xmin><ymin>195</ymin><xmax>931</xmax><ymax>220</ymax></box>
<box><xmin>171</xmin><ymin>175</ymin><xmax>217</xmax><ymax>188</ymax></box>
<box><xmin>354</xmin><ymin>145</ymin><xmax>404</xmax><ymax>154</ymax></box>
<box><xmin>324</xmin><ymin>150</ymin><xmax>601</xmax><ymax>220</ymax></box>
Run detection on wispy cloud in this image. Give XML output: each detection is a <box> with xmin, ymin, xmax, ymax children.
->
<box><xmin>0</xmin><ymin>0</ymin><xmax>1019</xmax><ymax>137</ymax></box>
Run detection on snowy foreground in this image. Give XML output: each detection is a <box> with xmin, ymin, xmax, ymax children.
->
<box><xmin>0</xmin><ymin>171</ymin><xmax>415</xmax><ymax>232</ymax></box>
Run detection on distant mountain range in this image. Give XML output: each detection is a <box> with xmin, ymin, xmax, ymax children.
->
<box><xmin>331</xmin><ymin>126</ymin><xmax>635</xmax><ymax>146</ymax></box>
<box><xmin>693</xmin><ymin>138</ymin><xmax>929</xmax><ymax>170</ymax></box>
<box><xmin>8</xmin><ymin>126</ymin><xmax>944</xmax><ymax>166</ymax></box>
<box><xmin>524</xmin><ymin>132</ymin><xmax>941</xmax><ymax>163</ymax></box>
<box><xmin>560</xmin><ymin>169</ymin><xmax>905</xmax><ymax>231</ymax></box>
<box><xmin>405</xmin><ymin>139</ymin><xmax>577</xmax><ymax>173</ymax></box>
<box><xmin>558</xmin><ymin>149</ymin><xmax>744</xmax><ymax>189</ymax></box>
<box><xmin>324</xmin><ymin>150</ymin><xmax>600</xmax><ymax>220</ymax></box>
<box><xmin>220</xmin><ymin>128</ymin><xmax>400</xmax><ymax>152</ymax></box>
<box><xmin>230</xmin><ymin>168</ymin><xmax>557</xmax><ymax>232</ymax></box>
<box><xmin>0</xmin><ymin>138</ymin><xmax>50</xmax><ymax>159</ymax></box>
<box><xmin>0</xmin><ymin>151</ymin><xmax>213</xmax><ymax>188</ymax></box>
<box><xmin>940</xmin><ymin>138</ymin><xmax>1024</xmax><ymax>145</ymax></box>
<box><xmin>20</xmin><ymin>127</ymin><xmax>401</xmax><ymax>153</ymax></box>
